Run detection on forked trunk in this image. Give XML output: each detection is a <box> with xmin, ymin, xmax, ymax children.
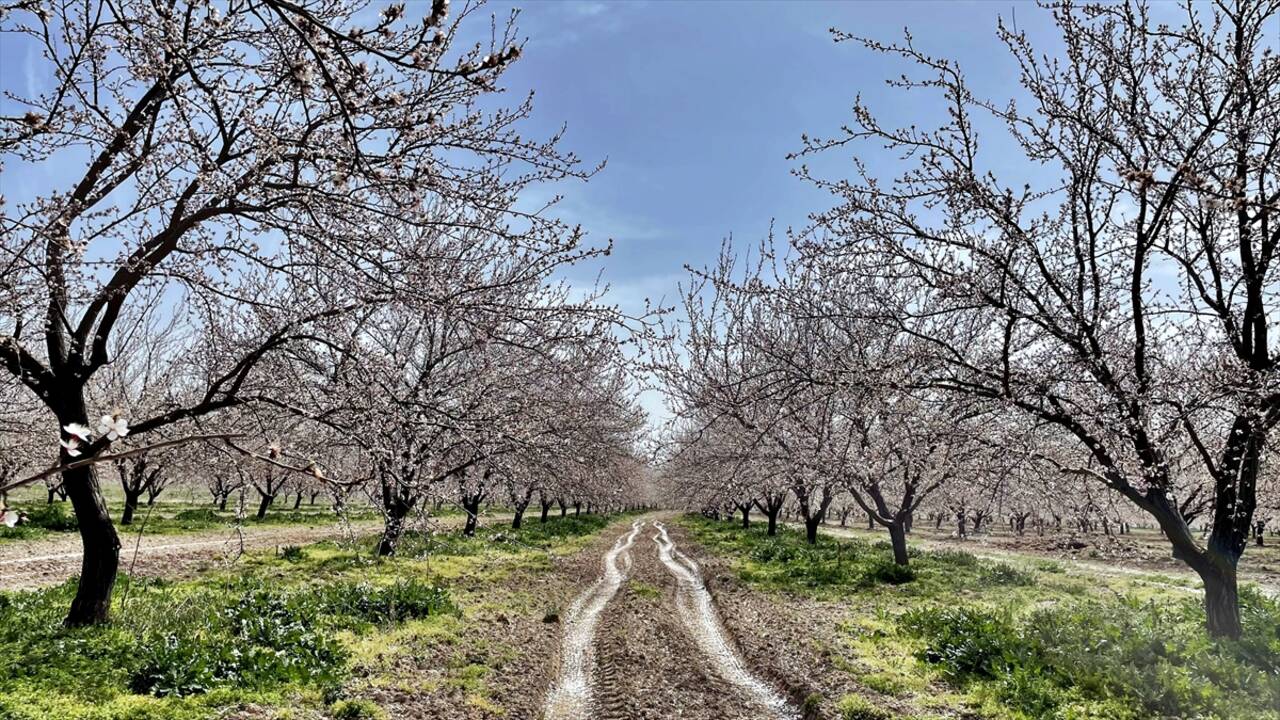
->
<box><xmin>804</xmin><ymin>516</ymin><xmax>821</xmax><ymax>544</ymax></box>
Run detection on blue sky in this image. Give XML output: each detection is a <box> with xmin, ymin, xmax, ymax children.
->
<box><xmin>466</xmin><ymin>0</ymin><xmax>1067</xmax><ymax>424</ymax></box>
<box><xmin>481</xmin><ymin>0</ymin><xmax>1061</xmax><ymax>315</ymax></box>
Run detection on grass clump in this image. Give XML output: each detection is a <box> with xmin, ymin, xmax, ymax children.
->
<box><xmin>837</xmin><ymin>694</ymin><xmax>893</xmax><ymax>720</ymax></box>
<box><xmin>330</xmin><ymin>698</ymin><xmax>386</xmax><ymax>720</ymax></box>
<box><xmin>312</xmin><ymin>579</ymin><xmax>458</xmax><ymax>624</ymax></box>
<box><xmin>978</xmin><ymin>561</ymin><xmax>1035</xmax><ymax>586</ymax></box>
<box><xmin>900</xmin><ymin>589</ymin><xmax>1280</xmax><ymax>720</ymax></box>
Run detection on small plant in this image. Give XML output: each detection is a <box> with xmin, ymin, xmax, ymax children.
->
<box><xmin>837</xmin><ymin>694</ymin><xmax>892</xmax><ymax>720</ymax></box>
<box><xmin>280</xmin><ymin>544</ymin><xmax>306</xmax><ymax>563</ymax></box>
<box><xmin>330</xmin><ymin>698</ymin><xmax>386</xmax><ymax>720</ymax></box>
<box><xmin>22</xmin><ymin>503</ymin><xmax>79</xmax><ymax>531</ymax></box>
<box><xmin>980</xmin><ymin>562</ymin><xmax>1035</xmax><ymax>586</ymax></box>
<box><xmin>313</xmin><ymin>579</ymin><xmax>458</xmax><ymax>624</ymax></box>
<box><xmin>630</xmin><ymin>581</ymin><xmax>662</xmax><ymax>599</ymax></box>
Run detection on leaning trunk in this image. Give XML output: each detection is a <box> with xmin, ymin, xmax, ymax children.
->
<box><xmin>256</xmin><ymin>493</ymin><xmax>274</xmax><ymax>520</ymax></box>
<box><xmin>64</xmin><ymin>463</ymin><xmax>120</xmax><ymax>627</ymax></box>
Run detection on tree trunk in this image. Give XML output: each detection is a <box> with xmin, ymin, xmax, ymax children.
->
<box><xmin>292</xmin><ymin>492</ymin><xmax>302</xmax><ymax>510</ymax></box>
<box><xmin>46</xmin><ymin>487</ymin><xmax>56</xmax><ymax>504</ymax></box>
<box><xmin>540</xmin><ymin>500</ymin><xmax>552</xmax><ymax>523</ymax></box>
<box><xmin>218</xmin><ymin>493</ymin><xmax>229</xmax><ymax>512</ymax></box>
<box><xmin>804</xmin><ymin>516</ymin><xmax>821</xmax><ymax>544</ymax></box>
<box><xmin>558</xmin><ymin>499</ymin><xmax>567</xmax><ymax>517</ymax></box>
<box><xmin>377</xmin><ymin>502</ymin><xmax>410</xmax><ymax>556</ymax></box>
<box><xmin>64</xmin><ymin>463</ymin><xmax>120</xmax><ymax>627</ymax></box>
<box><xmin>573</xmin><ymin>502</ymin><xmax>581</xmax><ymax>516</ymax></box>
<box><xmin>887</xmin><ymin>521</ymin><xmax>910</xmax><ymax>566</ymax></box>
<box><xmin>463</xmin><ymin>497</ymin><xmax>482</xmax><ymax>536</ymax></box>
<box><xmin>1201</xmin><ymin>564</ymin><xmax>1241</xmax><ymax>639</ymax></box>
<box><xmin>512</xmin><ymin>503</ymin><xmax>527</xmax><ymax>529</ymax></box>
<box><xmin>740</xmin><ymin>505</ymin><xmax>750</xmax><ymax>529</ymax></box>
<box><xmin>120</xmin><ymin>490</ymin><xmax>142</xmax><ymax>526</ymax></box>
<box><xmin>256</xmin><ymin>493</ymin><xmax>274</xmax><ymax>520</ymax></box>
<box><xmin>766</xmin><ymin>507</ymin><xmax>780</xmax><ymax>536</ymax></box>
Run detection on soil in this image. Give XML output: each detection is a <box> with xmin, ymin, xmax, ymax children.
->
<box><xmin>361</xmin><ymin>514</ymin><xmax>810</xmax><ymax>720</ymax></box>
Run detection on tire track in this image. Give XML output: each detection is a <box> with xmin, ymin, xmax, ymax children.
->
<box><xmin>543</xmin><ymin>520</ymin><xmax>644</xmax><ymax>720</ymax></box>
<box><xmin>653</xmin><ymin>521</ymin><xmax>801</xmax><ymax>720</ymax></box>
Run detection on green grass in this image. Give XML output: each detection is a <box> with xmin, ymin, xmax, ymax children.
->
<box><xmin>0</xmin><ymin>512</ymin><xmax>621</xmax><ymax>720</ymax></box>
<box><xmin>0</xmin><ymin>499</ymin><xmax>383</xmax><ymax>544</ymax></box>
<box><xmin>683</xmin><ymin>515</ymin><xmax>1280</xmax><ymax>720</ymax></box>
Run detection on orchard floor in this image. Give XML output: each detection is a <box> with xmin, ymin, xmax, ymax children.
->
<box><xmin>811</xmin><ymin>520</ymin><xmax>1280</xmax><ymax>597</ymax></box>
<box><xmin>3</xmin><ymin>512</ymin><xmax>1276</xmax><ymax>720</ymax></box>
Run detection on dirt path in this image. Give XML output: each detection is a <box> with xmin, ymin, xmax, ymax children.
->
<box><xmin>0</xmin><ymin>521</ymin><xmax>382</xmax><ymax>590</ymax></box>
<box><xmin>544</xmin><ymin>520</ymin><xmax>644</xmax><ymax>719</ymax></box>
<box><xmin>541</xmin><ymin>517</ymin><xmax>800</xmax><ymax>720</ymax></box>
<box><xmin>652</xmin><ymin>521</ymin><xmax>801</xmax><ymax>720</ymax></box>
